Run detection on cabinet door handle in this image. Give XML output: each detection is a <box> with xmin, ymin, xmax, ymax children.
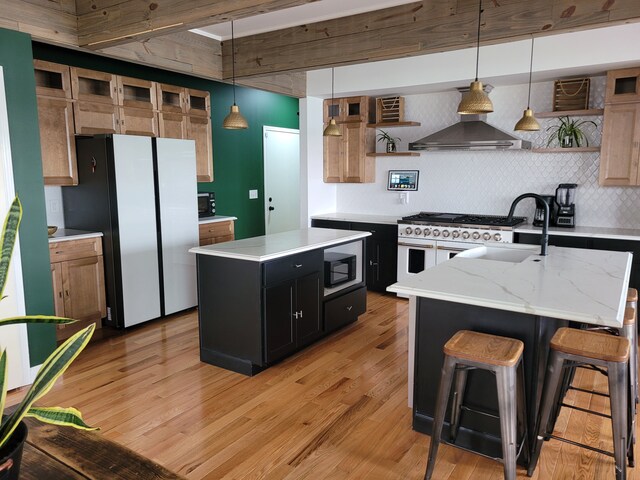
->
<box><xmin>298</xmin><ymin>310</ymin><xmax>303</xmax><ymax>318</ymax></box>
<box><xmin>294</xmin><ymin>264</ymin><xmax>302</xmax><ymax>268</ymax></box>
<box><xmin>293</xmin><ymin>312</ymin><xmax>299</xmax><ymax>319</ymax></box>
<box><xmin>346</xmin><ymin>305</ymin><xmax>353</xmax><ymax>311</ymax></box>
<box><xmin>65</xmin><ymin>290</ymin><xmax>69</xmax><ymax>297</ymax></box>
<box><xmin>58</xmin><ymin>292</ymin><xmax>63</xmax><ymax>298</ymax></box>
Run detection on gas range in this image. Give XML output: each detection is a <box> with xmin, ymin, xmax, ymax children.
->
<box><xmin>398</xmin><ymin>211</ymin><xmax>526</xmax><ymax>244</ymax></box>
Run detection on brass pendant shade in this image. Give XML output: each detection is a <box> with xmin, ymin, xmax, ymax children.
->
<box><xmin>223</xmin><ymin>21</ymin><xmax>248</xmax><ymax>130</ymax></box>
<box><xmin>457</xmin><ymin>81</ymin><xmax>494</xmax><ymax>114</ymax></box>
<box><xmin>223</xmin><ymin>104</ymin><xmax>249</xmax><ymax>129</ymax></box>
<box><xmin>514</xmin><ymin>108</ymin><xmax>541</xmax><ymax>131</ymax></box>
<box><xmin>323</xmin><ymin>67</ymin><xmax>342</xmax><ymax>137</ymax></box>
<box><xmin>514</xmin><ymin>37</ymin><xmax>540</xmax><ymax>131</ymax></box>
<box><xmin>458</xmin><ymin>0</ymin><xmax>493</xmax><ymax>115</ymax></box>
<box><xmin>323</xmin><ymin>118</ymin><xmax>341</xmax><ymax>137</ymax></box>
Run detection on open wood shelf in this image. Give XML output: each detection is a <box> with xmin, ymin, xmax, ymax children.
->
<box><xmin>536</xmin><ymin>109</ymin><xmax>604</xmax><ymax>118</ymax></box>
<box><xmin>366</xmin><ymin>121</ymin><xmax>421</xmax><ymax>128</ymax></box>
<box><xmin>366</xmin><ymin>152</ymin><xmax>420</xmax><ymax>157</ymax></box>
<box><xmin>531</xmin><ymin>146</ymin><xmax>600</xmax><ymax>153</ymax></box>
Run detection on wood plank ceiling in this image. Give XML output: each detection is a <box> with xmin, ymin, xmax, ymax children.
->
<box><xmin>2</xmin><ymin>0</ymin><xmax>640</xmax><ymax>98</ymax></box>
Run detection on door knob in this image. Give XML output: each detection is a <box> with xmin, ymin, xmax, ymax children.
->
<box><xmin>268</xmin><ymin>206</ymin><xmax>275</xmax><ymax>211</ymax></box>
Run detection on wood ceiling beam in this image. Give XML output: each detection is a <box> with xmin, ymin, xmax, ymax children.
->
<box><xmin>222</xmin><ymin>0</ymin><xmax>640</xmax><ymax>79</ymax></box>
<box><xmin>75</xmin><ymin>0</ymin><xmax>317</xmax><ymax>49</ymax></box>
<box><xmin>0</xmin><ymin>0</ymin><xmax>78</xmax><ymax>46</ymax></box>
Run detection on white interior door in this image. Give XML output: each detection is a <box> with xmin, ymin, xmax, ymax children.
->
<box><xmin>264</xmin><ymin>126</ymin><xmax>300</xmax><ymax>234</ymax></box>
<box><xmin>155</xmin><ymin>138</ymin><xmax>198</xmax><ymax>315</ymax></box>
<box><xmin>0</xmin><ymin>67</ymin><xmax>31</xmax><ymax>388</ymax></box>
<box><xmin>113</xmin><ymin>135</ymin><xmax>161</xmax><ymax>327</ymax></box>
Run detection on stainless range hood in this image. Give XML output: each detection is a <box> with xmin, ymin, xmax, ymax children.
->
<box><xmin>409</xmin><ymin>114</ymin><xmax>531</xmax><ymax>151</ymax></box>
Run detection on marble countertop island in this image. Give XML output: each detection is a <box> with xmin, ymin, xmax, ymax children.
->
<box><xmin>388</xmin><ymin>244</ymin><xmax>632</xmax><ymax>328</ymax></box>
<box><xmin>189</xmin><ymin>228</ymin><xmax>371</xmax><ymax>262</ymax></box>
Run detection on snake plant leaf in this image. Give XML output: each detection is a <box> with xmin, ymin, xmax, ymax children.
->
<box><xmin>0</xmin><ymin>315</ymin><xmax>75</xmax><ymax>326</ymax></box>
<box><xmin>25</xmin><ymin>406</ymin><xmax>98</xmax><ymax>430</ymax></box>
<box><xmin>0</xmin><ymin>323</ymin><xmax>95</xmax><ymax>448</ymax></box>
<box><xmin>0</xmin><ymin>197</ymin><xmax>21</xmax><ymax>301</ymax></box>
<box><xmin>0</xmin><ymin>350</ymin><xmax>6</xmax><ymax>422</ymax></box>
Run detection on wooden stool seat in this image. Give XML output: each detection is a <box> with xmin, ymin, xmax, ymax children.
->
<box><xmin>444</xmin><ymin>330</ymin><xmax>524</xmax><ymax>367</ymax></box>
<box><xmin>624</xmin><ymin>307</ymin><xmax>636</xmax><ymax>326</ymax></box>
<box><xmin>628</xmin><ymin>288</ymin><xmax>638</xmax><ymax>304</ymax></box>
<box><xmin>551</xmin><ymin>327</ymin><xmax>630</xmax><ymax>363</ymax></box>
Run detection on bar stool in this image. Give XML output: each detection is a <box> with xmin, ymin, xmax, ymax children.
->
<box><xmin>626</xmin><ymin>288</ymin><xmax>638</xmax><ymax>407</ymax></box>
<box><xmin>528</xmin><ymin>328</ymin><xmax>630</xmax><ymax>480</ymax></box>
<box><xmin>424</xmin><ymin>330</ymin><xmax>528</xmax><ymax>480</ymax></box>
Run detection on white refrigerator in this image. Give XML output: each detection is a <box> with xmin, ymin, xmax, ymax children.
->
<box><xmin>63</xmin><ymin>134</ymin><xmax>199</xmax><ymax>328</ymax></box>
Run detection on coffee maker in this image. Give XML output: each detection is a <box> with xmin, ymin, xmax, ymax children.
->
<box><xmin>533</xmin><ymin>194</ymin><xmax>556</xmax><ymax>227</ymax></box>
<box><xmin>555</xmin><ymin>183</ymin><xmax>577</xmax><ymax>227</ymax></box>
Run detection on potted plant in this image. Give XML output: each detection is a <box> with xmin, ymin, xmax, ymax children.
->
<box><xmin>546</xmin><ymin>116</ymin><xmax>597</xmax><ymax>148</ymax></box>
<box><xmin>0</xmin><ymin>197</ymin><xmax>96</xmax><ymax>480</ymax></box>
<box><xmin>377</xmin><ymin>130</ymin><xmax>401</xmax><ymax>153</ymax></box>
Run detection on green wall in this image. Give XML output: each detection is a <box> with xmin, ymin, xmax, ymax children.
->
<box><xmin>32</xmin><ymin>42</ymin><xmax>300</xmax><ymax>239</ymax></box>
<box><xmin>0</xmin><ymin>29</ymin><xmax>56</xmax><ymax>365</ymax></box>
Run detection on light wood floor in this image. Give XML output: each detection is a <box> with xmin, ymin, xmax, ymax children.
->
<box><xmin>8</xmin><ymin>292</ymin><xmax>640</xmax><ymax>479</ymax></box>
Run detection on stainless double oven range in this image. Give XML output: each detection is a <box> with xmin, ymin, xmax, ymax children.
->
<box><xmin>397</xmin><ymin>212</ymin><xmax>526</xmax><ymax>287</ymax></box>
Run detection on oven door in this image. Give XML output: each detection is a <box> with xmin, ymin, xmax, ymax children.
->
<box><xmin>397</xmin><ymin>239</ymin><xmax>437</xmax><ymax>284</ymax></box>
<box><xmin>435</xmin><ymin>240</ymin><xmax>478</xmax><ymax>265</ymax></box>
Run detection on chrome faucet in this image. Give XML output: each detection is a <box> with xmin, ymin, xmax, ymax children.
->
<box><xmin>507</xmin><ymin>193</ymin><xmax>549</xmax><ymax>256</ymax></box>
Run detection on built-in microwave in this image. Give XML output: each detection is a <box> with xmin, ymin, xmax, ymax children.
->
<box><xmin>324</xmin><ymin>252</ymin><xmax>356</xmax><ymax>288</ymax></box>
<box><xmin>197</xmin><ymin>192</ymin><xmax>215</xmax><ymax>218</ymax></box>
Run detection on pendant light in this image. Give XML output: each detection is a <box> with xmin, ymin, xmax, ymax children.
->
<box><xmin>514</xmin><ymin>37</ymin><xmax>541</xmax><ymax>131</ymax></box>
<box><xmin>323</xmin><ymin>68</ymin><xmax>342</xmax><ymax>137</ymax></box>
<box><xmin>457</xmin><ymin>0</ymin><xmax>493</xmax><ymax>115</ymax></box>
<box><xmin>223</xmin><ymin>20</ymin><xmax>248</xmax><ymax>130</ymax></box>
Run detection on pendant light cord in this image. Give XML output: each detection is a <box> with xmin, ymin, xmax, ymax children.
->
<box><xmin>231</xmin><ymin>20</ymin><xmax>237</xmax><ymax>105</ymax></box>
<box><xmin>474</xmin><ymin>0</ymin><xmax>483</xmax><ymax>81</ymax></box>
<box><xmin>526</xmin><ymin>36</ymin><xmax>534</xmax><ymax>108</ymax></box>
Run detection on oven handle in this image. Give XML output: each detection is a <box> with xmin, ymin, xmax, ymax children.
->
<box><xmin>398</xmin><ymin>242</ymin><xmax>434</xmax><ymax>248</ymax></box>
<box><xmin>436</xmin><ymin>246</ymin><xmax>469</xmax><ymax>253</ymax></box>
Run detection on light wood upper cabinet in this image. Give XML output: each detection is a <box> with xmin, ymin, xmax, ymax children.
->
<box><xmin>186</xmin><ymin>88</ymin><xmax>210</xmax><ymax>117</ymax></box>
<box><xmin>34</xmin><ymin>60</ymin><xmax>72</xmax><ymax>99</ymax></box>
<box><xmin>49</xmin><ymin>236</ymin><xmax>106</xmax><ymax>342</ymax></box>
<box><xmin>323</xmin><ymin>96</ymin><xmax>373</xmax><ymax>123</ymax></box>
<box><xmin>73</xmin><ymin>100</ymin><xmax>119</xmax><ymax>135</ymax></box>
<box><xmin>599</xmin><ymin>103</ymin><xmax>640</xmax><ymax>186</ymax></box>
<box><xmin>158</xmin><ymin>112</ymin><xmax>187</xmax><ymax>139</ymax></box>
<box><xmin>116</xmin><ymin>76</ymin><xmax>157</xmax><ymax>110</ymax></box>
<box><xmin>157</xmin><ymin>83</ymin><xmax>186</xmax><ymax>113</ymax></box>
<box><xmin>118</xmin><ymin>106</ymin><xmax>158</xmax><ymax>137</ymax></box>
<box><xmin>605</xmin><ymin>67</ymin><xmax>640</xmax><ymax>105</ymax></box>
<box><xmin>37</xmin><ymin>96</ymin><xmax>78</xmax><ymax>185</ymax></box>
<box><xmin>70</xmin><ymin>67</ymin><xmax>118</xmax><ymax>105</ymax></box>
<box><xmin>188</xmin><ymin>115</ymin><xmax>214</xmax><ymax>182</ymax></box>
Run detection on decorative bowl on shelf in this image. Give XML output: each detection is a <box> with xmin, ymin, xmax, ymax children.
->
<box><xmin>47</xmin><ymin>226</ymin><xmax>58</xmax><ymax>236</ymax></box>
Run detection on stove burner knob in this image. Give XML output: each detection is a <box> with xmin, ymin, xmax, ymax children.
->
<box><xmin>461</xmin><ymin>231</ymin><xmax>470</xmax><ymax>240</ymax></box>
<box><xmin>493</xmin><ymin>233</ymin><xmax>502</xmax><ymax>242</ymax></box>
<box><xmin>432</xmin><ymin>229</ymin><xmax>441</xmax><ymax>237</ymax></box>
<box><xmin>472</xmin><ymin>232</ymin><xmax>481</xmax><ymax>240</ymax></box>
<box><xmin>405</xmin><ymin>227</ymin><xmax>413</xmax><ymax>235</ymax></box>
<box><xmin>414</xmin><ymin>227</ymin><xmax>422</xmax><ymax>235</ymax></box>
<box><xmin>452</xmin><ymin>230</ymin><xmax>460</xmax><ymax>239</ymax></box>
<box><xmin>442</xmin><ymin>230</ymin><xmax>450</xmax><ymax>238</ymax></box>
<box><xmin>424</xmin><ymin>228</ymin><xmax>431</xmax><ymax>236</ymax></box>
<box><xmin>482</xmin><ymin>232</ymin><xmax>491</xmax><ymax>241</ymax></box>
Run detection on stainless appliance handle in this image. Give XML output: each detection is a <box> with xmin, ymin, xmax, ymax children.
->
<box><xmin>435</xmin><ymin>246</ymin><xmax>468</xmax><ymax>253</ymax></box>
<box><xmin>398</xmin><ymin>242</ymin><xmax>434</xmax><ymax>248</ymax></box>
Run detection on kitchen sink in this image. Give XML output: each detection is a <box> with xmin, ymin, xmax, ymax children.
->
<box><xmin>457</xmin><ymin>245</ymin><xmax>540</xmax><ymax>263</ymax></box>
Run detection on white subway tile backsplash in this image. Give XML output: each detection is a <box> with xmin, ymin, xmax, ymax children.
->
<box><xmin>336</xmin><ymin>76</ymin><xmax>640</xmax><ymax>228</ymax></box>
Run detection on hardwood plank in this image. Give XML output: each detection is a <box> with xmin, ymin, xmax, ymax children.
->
<box><xmin>7</xmin><ymin>292</ymin><xmax>639</xmax><ymax>479</ymax></box>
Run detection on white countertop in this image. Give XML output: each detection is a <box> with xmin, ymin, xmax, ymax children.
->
<box><xmin>515</xmin><ymin>223</ymin><xmax>640</xmax><ymax>241</ymax></box>
<box><xmin>199</xmin><ymin>215</ymin><xmax>237</xmax><ymax>225</ymax></box>
<box><xmin>48</xmin><ymin>229</ymin><xmax>103</xmax><ymax>242</ymax></box>
<box><xmin>189</xmin><ymin>228</ymin><xmax>371</xmax><ymax>262</ymax></box>
<box><xmin>311</xmin><ymin>213</ymin><xmax>400</xmax><ymax>225</ymax></box>
<box><xmin>387</xmin><ymin>244</ymin><xmax>632</xmax><ymax>328</ymax></box>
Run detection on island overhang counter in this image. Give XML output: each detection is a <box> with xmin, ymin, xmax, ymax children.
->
<box><xmin>189</xmin><ymin>228</ymin><xmax>371</xmax><ymax>376</ymax></box>
<box><xmin>387</xmin><ymin>244</ymin><xmax>632</xmax><ymax>460</ymax></box>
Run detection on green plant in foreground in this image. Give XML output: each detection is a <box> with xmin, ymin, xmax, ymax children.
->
<box><xmin>546</xmin><ymin>116</ymin><xmax>597</xmax><ymax>148</ymax></box>
<box><xmin>0</xmin><ymin>197</ymin><xmax>96</xmax><ymax>451</ymax></box>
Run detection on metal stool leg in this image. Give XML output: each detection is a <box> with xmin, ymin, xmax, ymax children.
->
<box><xmin>608</xmin><ymin>360</ymin><xmax>629</xmax><ymax>480</ymax></box>
<box><xmin>527</xmin><ymin>350</ymin><xmax>564</xmax><ymax>477</ymax></box>
<box><xmin>425</xmin><ymin>355</ymin><xmax>457</xmax><ymax>480</ymax></box>
<box><xmin>517</xmin><ymin>361</ymin><xmax>530</xmax><ymax>467</ymax></box>
<box><xmin>450</xmin><ymin>366</ymin><xmax>469</xmax><ymax>443</ymax></box>
<box><xmin>496</xmin><ymin>364</ymin><xmax>518</xmax><ymax>480</ymax></box>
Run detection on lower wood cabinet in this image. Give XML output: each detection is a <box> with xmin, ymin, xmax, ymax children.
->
<box><xmin>198</xmin><ymin>219</ymin><xmax>235</xmax><ymax>246</ymax></box>
<box><xmin>49</xmin><ymin>236</ymin><xmax>106</xmax><ymax>342</ymax></box>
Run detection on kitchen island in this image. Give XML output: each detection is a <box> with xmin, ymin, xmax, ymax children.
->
<box><xmin>387</xmin><ymin>244</ymin><xmax>632</xmax><ymax>459</ymax></box>
<box><xmin>190</xmin><ymin>228</ymin><xmax>370</xmax><ymax>375</ymax></box>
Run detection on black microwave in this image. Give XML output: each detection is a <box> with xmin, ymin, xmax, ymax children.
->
<box><xmin>197</xmin><ymin>192</ymin><xmax>216</xmax><ymax>218</ymax></box>
<box><xmin>324</xmin><ymin>252</ymin><xmax>356</xmax><ymax>288</ymax></box>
